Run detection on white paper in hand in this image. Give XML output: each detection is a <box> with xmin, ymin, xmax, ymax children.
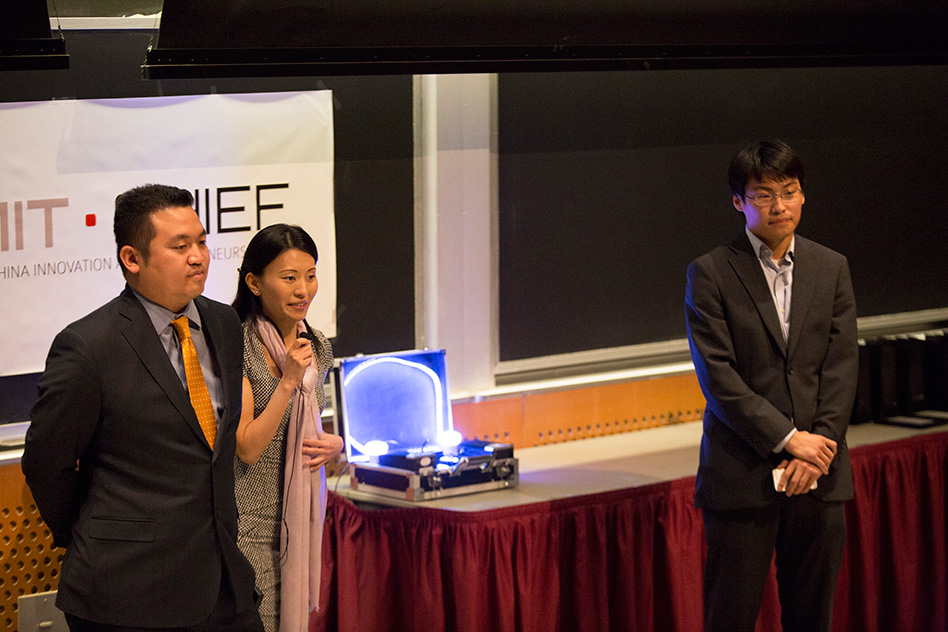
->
<box><xmin>772</xmin><ymin>467</ymin><xmax>818</xmax><ymax>491</ymax></box>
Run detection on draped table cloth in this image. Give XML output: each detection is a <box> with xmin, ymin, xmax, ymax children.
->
<box><xmin>313</xmin><ymin>429</ymin><xmax>947</xmax><ymax>632</ymax></box>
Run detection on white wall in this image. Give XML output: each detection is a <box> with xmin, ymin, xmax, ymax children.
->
<box><xmin>414</xmin><ymin>74</ymin><xmax>498</xmax><ymax>397</ymax></box>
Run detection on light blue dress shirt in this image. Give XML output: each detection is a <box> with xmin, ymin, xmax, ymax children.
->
<box><xmin>131</xmin><ymin>286</ymin><xmax>224</xmax><ymax>427</ymax></box>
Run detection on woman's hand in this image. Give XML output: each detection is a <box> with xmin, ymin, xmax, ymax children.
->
<box><xmin>281</xmin><ymin>337</ymin><xmax>314</xmax><ymax>388</ymax></box>
<box><xmin>302</xmin><ymin>433</ymin><xmax>345</xmax><ymax>471</ymax></box>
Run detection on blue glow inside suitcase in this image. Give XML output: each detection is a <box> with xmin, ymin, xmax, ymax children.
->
<box><xmin>333</xmin><ymin>349</ymin><xmax>518</xmax><ymax>501</ymax></box>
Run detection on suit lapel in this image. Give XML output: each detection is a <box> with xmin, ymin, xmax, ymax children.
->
<box><xmin>787</xmin><ymin>237</ymin><xmax>815</xmax><ymax>359</ymax></box>
<box><xmin>117</xmin><ymin>289</ymin><xmax>211</xmax><ymax>450</ymax></box>
<box><xmin>727</xmin><ymin>233</ymin><xmax>788</xmax><ymax>356</ymax></box>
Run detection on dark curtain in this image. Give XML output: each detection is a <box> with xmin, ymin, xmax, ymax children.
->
<box><xmin>313</xmin><ymin>431</ymin><xmax>948</xmax><ymax>632</ymax></box>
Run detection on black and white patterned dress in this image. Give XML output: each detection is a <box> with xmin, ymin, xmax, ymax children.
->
<box><xmin>234</xmin><ymin>319</ymin><xmax>332</xmax><ymax>632</ymax></box>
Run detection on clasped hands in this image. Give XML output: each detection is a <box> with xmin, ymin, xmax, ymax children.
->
<box><xmin>776</xmin><ymin>430</ymin><xmax>837</xmax><ymax>496</ymax></box>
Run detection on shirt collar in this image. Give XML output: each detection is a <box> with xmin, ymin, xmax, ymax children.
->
<box><xmin>129</xmin><ymin>285</ymin><xmax>202</xmax><ymax>335</ymax></box>
<box><xmin>745</xmin><ymin>227</ymin><xmax>795</xmax><ymax>265</ymax></box>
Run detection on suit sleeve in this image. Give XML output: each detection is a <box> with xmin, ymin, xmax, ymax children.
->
<box><xmin>811</xmin><ymin>258</ymin><xmax>859</xmax><ymax>444</ymax></box>
<box><xmin>22</xmin><ymin>327</ymin><xmax>103</xmax><ymax>547</ymax></box>
<box><xmin>685</xmin><ymin>257</ymin><xmax>796</xmax><ymax>457</ymax></box>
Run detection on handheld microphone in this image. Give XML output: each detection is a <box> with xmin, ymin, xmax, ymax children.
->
<box><xmin>298</xmin><ymin>331</ymin><xmax>314</xmax><ymax>341</ymax></box>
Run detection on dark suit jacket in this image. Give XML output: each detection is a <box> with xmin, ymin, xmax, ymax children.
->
<box><xmin>685</xmin><ymin>233</ymin><xmax>858</xmax><ymax>511</ymax></box>
<box><xmin>22</xmin><ymin>287</ymin><xmax>256</xmax><ymax>627</ymax></box>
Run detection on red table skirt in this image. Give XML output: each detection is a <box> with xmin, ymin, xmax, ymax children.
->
<box><xmin>312</xmin><ymin>430</ymin><xmax>948</xmax><ymax>632</ymax></box>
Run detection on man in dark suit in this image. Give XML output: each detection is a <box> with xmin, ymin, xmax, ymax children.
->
<box><xmin>685</xmin><ymin>140</ymin><xmax>858</xmax><ymax>632</ymax></box>
<box><xmin>22</xmin><ymin>184</ymin><xmax>263</xmax><ymax>631</ymax></box>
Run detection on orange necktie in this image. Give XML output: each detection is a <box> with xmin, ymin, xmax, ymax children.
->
<box><xmin>171</xmin><ymin>315</ymin><xmax>217</xmax><ymax>449</ymax></box>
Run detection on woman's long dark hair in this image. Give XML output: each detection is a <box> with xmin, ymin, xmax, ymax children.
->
<box><xmin>232</xmin><ymin>224</ymin><xmax>319</xmax><ymax>323</ymax></box>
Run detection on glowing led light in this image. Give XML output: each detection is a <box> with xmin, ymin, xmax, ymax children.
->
<box><xmin>437</xmin><ymin>430</ymin><xmax>463</xmax><ymax>447</ymax></box>
<box><xmin>362</xmin><ymin>440</ymin><xmax>390</xmax><ymax>456</ymax></box>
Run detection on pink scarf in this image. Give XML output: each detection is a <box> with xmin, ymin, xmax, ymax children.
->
<box><xmin>253</xmin><ymin>316</ymin><xmax>327</xmax><ymax>631</ymax></box>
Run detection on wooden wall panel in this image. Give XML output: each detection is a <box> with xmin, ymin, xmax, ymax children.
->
<box><xmin>0</xmin><ymin>463</ymin><xmax>62</xmax><ymax>632</ymax></box>
<box><xmin>452</xmin><ymin>372</ymin><xmax>706</xmax><ymax>449</ymax></box>
<box><xmin>452</xmin><ymin>397</ymin><xmax>524</xmax><ymax>446</ymax></box>
<box><xmin>523</xmin><ymin>373</ymin><xmax>706</xmax><ymax>446</ymax></box>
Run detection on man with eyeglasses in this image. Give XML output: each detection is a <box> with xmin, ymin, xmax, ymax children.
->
<box><xmin>685</xmin><ymin>139</ymin><xmax>858</xmax><ymax>632</ymax></box>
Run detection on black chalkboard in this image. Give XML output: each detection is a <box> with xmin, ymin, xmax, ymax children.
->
<box><xmin>498</xmin><ymin>67</ymin><xmax>948</xmax><ymax>361</ymax></box>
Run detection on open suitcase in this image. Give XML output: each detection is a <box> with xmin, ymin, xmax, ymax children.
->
<box><xmin>332</xmin><ymin>349</ymin><xmax>519</xmax><ymax>501</ymax></box>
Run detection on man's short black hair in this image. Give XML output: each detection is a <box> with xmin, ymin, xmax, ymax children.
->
<box><xmin>114</xmin><ymin>184</ymin><xmax>194</xmax><ymax>275</ymax></box>
<box><xmin>728</xmin><ymin>139</ymin><xmax>806</xmax><ymax>200</ymax></box>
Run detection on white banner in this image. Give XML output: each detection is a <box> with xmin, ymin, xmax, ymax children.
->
<box><xmin>0</xmin><ymin>91</ymin><xmax>336</xmax><ymax>376</ymax></box>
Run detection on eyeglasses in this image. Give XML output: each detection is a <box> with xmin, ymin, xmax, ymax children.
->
<box><xmin>745</xmin><ymin>189</ymin><xmax>801</xmax><ymax>207</ymax></box>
